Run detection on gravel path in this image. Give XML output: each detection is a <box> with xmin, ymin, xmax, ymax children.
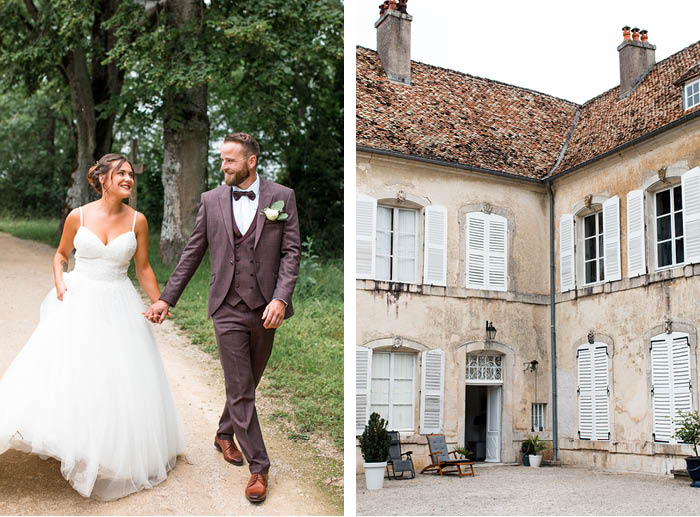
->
<box><xmin>0</xmin><ymin>231</ymin><xmax>339</xmax><ymax>515</ymax></box>
<box><xmin>357</xmin><ymin>464</ymin><xmax>700</xmax><ymax>515</ymax></box>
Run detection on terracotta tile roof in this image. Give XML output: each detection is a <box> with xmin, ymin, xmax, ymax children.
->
<box><xmin>357</xmin><ymin>41</ymin><xmax>700</xmax><ymax>179</ymax></box>
<box><xmin>552</xmin><ymin>40</ymin><xmax>700</xmax><ymax>174</ymax></box>
<box><xmin>356</xmin><ymin>46</ymin><xmax>579</xmax><ymax>179</ymax></box>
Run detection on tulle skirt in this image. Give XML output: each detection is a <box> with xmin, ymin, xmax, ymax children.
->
<box><xmin>0</xmin><ymin>270</ymin><xmax>185</xmax><ymax>501</ymax></box>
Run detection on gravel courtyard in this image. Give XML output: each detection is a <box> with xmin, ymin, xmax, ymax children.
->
<box><xmin>357</xmin><ymin>464</ymin><xmax>700</xmax><ymax>515</ymax></box>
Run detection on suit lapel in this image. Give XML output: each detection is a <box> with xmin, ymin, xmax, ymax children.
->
<box><xmin>218</xmin><ymin>185</ymin><xmax>235</xmax><ymax>251</ymax></box>
<box><xmin>255</xmin><ymin>177</ymin><xmax>272</xmax><ymax>250</ymax></box>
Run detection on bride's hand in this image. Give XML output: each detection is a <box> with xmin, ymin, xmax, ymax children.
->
<box><xmin>56</xmin><ymin>280</ymin><xmax>68</xmax><ymax>301</ymax></box>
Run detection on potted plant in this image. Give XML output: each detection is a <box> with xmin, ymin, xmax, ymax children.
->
<box><xmin>454</xmin><ymin>446</ymin><xmax>474</xmax><ymax>461</ymax></box>
<box><xmin>521</xmin><ymin>440</ymin><xmax>532</xmax><ymax>466</ymax></box>
<box><xmin>674</xmin><ymin>410</ymin><xmax>700</xmax><ymax>487</ymax></box>
<box><xmin>359</xmin><ymin>412</ymin><xmax>391</xmax><ymax>489</ymax></box>
<box><xmin>523</xmin><ymin>434</ymin><xmax>547</xmax><ymax>467</ymax></box>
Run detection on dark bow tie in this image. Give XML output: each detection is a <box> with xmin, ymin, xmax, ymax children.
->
<box><xmin>232</xmin><ymin>190</ymin><xmax>256</xmax><ymax>201</ymax></box>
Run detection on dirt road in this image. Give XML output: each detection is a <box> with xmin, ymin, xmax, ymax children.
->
<box><xmin>0</xmin><ymin>231</ymin><xmax>340</xmax><ymax>515</ymax></box>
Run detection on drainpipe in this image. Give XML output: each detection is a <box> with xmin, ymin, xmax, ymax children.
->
<box><xmin>547</xmin><ymin>180</ymin><xmax>558</xmax><ymax>461</ymax></box>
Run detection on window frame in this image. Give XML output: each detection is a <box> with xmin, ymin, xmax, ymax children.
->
<box><xmin>375</xmin><ymin>203</ymin><xmax>419</xmax><ymax>284</ymax></box>
<box><xmin>653</xmin><ymin>184</ymin><xmax>685</xmax><ymax>271</ymax></box>
<box><xmin>370</xmin><ymin>350</ymin><xmax>418</xmax><ymax>432</ymax></box>
<box><xmin>582</xmin><ymin>210</ymin><xmax>605</xmax><ymax>286</ymax></box>
<box><xmin>684</xmin><ymin>78</ymin><xmax>700</xmax><ymax>111</ymax></box>
<box><xmin>531</xmin><ymin>403</ymin><xmax>546</xmax><ymax>432</ymax></box>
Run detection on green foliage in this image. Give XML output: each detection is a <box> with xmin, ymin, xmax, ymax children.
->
<box><xmin>522</xmin><ymin>434</ymin><xmax>548</xmax><ymax>455</ymax></box>
<box><xmin>675</xmin><ymin>410</ymin><xmax>700</xmax><ymax>457</ymax></box>
<box><xmin>359</xmin><ymin>412</ymin><xmax>391</xmax><ymax>463</ymax></box>
<box><xmin>454</xmin><ymin>446</ymin><xmax>473</xmax><ymax>459</ymax></box>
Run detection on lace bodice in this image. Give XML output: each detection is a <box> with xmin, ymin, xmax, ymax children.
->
<box><xmin>72</xmin><ymin>207</ymin><xmax>138</xmax><ymax>282</ymax></box>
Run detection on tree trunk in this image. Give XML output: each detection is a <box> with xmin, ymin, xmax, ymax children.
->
<box><xmin>63</xmin><ymin>47</ymin><xmax>97</xmax><ymax>213</ymax></box>
<box><xmin>159</xmin><ymin>0</ymin><xmax>209</xmax><ymax>267</ymax></box>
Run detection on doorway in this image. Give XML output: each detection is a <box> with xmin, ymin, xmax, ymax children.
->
<box><xmin>464</xmin><ymin>385</ymin><xmax>502</xmax><ymax>462</ymax></box>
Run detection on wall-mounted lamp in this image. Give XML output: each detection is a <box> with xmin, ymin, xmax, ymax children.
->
<box><xmin>523</xmin><ymin>360</ymin><xmax>538</xmax><ymax>372</ymax></box>
<box><xmin>485</xmin><ymin>320</ymin><xmax>497</xmax><ymax>341</ymax></box>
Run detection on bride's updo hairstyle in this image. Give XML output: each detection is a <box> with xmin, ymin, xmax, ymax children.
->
<box><xmin>87</xmin><ymin>154</ymin><xmax>133</xmax><ymax>195</ymax></box>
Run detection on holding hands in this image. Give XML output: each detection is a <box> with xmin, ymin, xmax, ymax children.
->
<box><xmin>143</xmin><ymin>300</ymin><xmax>172</xmax><ymax>324</ymax></box>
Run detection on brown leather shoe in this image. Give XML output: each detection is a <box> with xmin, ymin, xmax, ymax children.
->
<box><xmin>214</xmin><ymin>436</ymin><xmax>244</xmax><ymax>466</ymax></box>
<box><xmin>245</xmin><ymin>473</ymin><xmax>268</xmax><ymax>503</ymax></box>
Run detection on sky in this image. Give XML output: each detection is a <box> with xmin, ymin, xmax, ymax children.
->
<box><xmin>352</xmin><ymin>0</ymin><xmax>700</xmax><ymax>104</ymax></box>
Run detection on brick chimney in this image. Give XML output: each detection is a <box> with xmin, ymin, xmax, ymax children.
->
<box><xmin>617</xmin><ymin>26</ymin><xmax>656</xmax><ymax>96</ymax></box>
<box><xmin>375</xmin><ymin>0</ymin><xmax>412</xmax><ymax>85</ymax></box>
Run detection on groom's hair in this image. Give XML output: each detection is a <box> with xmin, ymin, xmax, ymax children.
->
<box><xmin>224</xmin><ymin>133</ymin><xmax>260</xmax><ymax>163</ymax></box>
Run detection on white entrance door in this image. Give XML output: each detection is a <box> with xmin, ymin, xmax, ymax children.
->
<box><xmin>485</xmin><ymin>385</ymin><xmax>502</xmax><ymax>462</ymax></box>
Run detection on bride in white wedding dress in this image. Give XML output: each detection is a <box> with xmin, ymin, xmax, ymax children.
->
<box><xmin>0</xmin><ymin>154</ymin><xmax>184</xmax><ymax>501</ymax></box>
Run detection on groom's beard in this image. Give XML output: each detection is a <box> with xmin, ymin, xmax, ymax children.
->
<box><xmin>224</xmin><ymin>163</ymin><xmax>251</xmax><ymax>187</ymax></box>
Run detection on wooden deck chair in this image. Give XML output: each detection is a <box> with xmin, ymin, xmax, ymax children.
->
<box><xmin>386</xmin><ymin>431</ymin><xmax>415</xmax><ymax>480</ymax></box>
<box><xmin>420</xmin><ymin>434</ymin><xmax>475</xmax><ymax>478</ymax></box>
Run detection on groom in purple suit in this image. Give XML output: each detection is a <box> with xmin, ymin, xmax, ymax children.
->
<box><xmin>146</xmin><ymin>133</ymin><xmax>300</xmax><ymax>503</ymax></box>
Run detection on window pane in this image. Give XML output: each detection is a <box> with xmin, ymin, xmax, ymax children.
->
<box><xmin>372</xmin><ymin>353</ymin><xmax>391</xmax><ymax>377</ymax></box>
<box><xmin>675</xmin><ymin>212</ymin><xmax>684</xmax><ymax>237</ymax></box>
<box><xmin>396</xmin><ymin>258</ymin><xmax>415</xmax><ymax>283</ymax></box>
<box><xmin>376</xmin><ymin>230</ymin><xmax>392</xmax><ymax>255</ymax></box>
<box><xmin>584</xmin><ymin>214</ymin><xmax>596</xmax><ymax>237</ymax></box>
<box><xmin>658</xmin><ymin>241</ymin><xmax>672</xmax><ymax>267</ymax></box>
<box><xmin>585</xmin><ymin>260</ymin><xmax>596</xmax><ymax>284</ymax></box>
<box><xmin>393</xmin><ymin>405</ymin><xmax>412</xmax><ymax>430</ymax></box>
<box><xmin>657</xmin><ymin>214</ymin><xmax>672</xmax><ymax>241</ymax></box>
<box><xmin>656</xmin><ymin>190</ymin><xmax>671</xmax><ymax>216</ymax></box>
<box><xmin>377</xmin><ymin>206</ymin><xmax>393</xmax><ymax>231</ymax></box>
<box><xmin>397</xmin><ymin>234</ymin><xmax>415</xmax><ymax>257</ymax></box>
<box><xmin>393</xmin><ymin>353</ymin><xmax>415</xmax><ymax>378</ymax></box>
<box><xmin>676</xmin><ymin>238</ymin><xmax>685</xmax><ymax>264</ymax></box>
<box><xmin>598</xmin><ymin>234</ymin><xmax>604</xmax><ymax>257</ymax></box>
<box><xmin>376</xmin><ymin>256</ymin><xmax>391</xmax><ymax>280</ymax></box>
<box><xmin>371</xmin><ymin>379</ymin><xmax>390</xmax><ymax>405</ymax></box>
<box><xmin>392</xmin><ymin>379</ymin><xmax>414</xmax><ymax>405</ymax></box>
<box><xmin>674</xmin><ymin>186</ymin><xmax>682</xmax><ymax>211</ymax></box>
<box><xmin>599</xmin><ymin>258</ymin><xmax>605</xmax><ymax>281</ymax></box>
<box><xmin>598</xmin><ymin>212</ymin><xmax>603</xmax><ymax>231</ymax></box>
<box><xmin>397</xmin><ymin>209</ymin><xmax>416</xmax><ymax>233</ymax></box>
<box><xmin>585</xmin><ymin>237</ymin><xmax>596</xmax><ymax>260</ymax></box>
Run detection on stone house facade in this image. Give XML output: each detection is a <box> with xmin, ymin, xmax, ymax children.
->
<box><xmin>356</xmin><ymin>3</ymin><xmax>700</xmax><ymax>475</ymax></box>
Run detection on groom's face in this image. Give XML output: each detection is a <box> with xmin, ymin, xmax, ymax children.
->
<box><xmin>221</xmin><ymin>142</ymin><xmax>254</xmax><ymax>188</ymax></box>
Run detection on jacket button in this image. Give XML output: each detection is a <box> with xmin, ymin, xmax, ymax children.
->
<box><xmin>235</xmin><ymin>256</ymin><xmax>240</xmax><ymax>262</ymax></box>
<box><xmin>250</xmin><ymin>273</ymin><xmax>254</xmax><ymax>277</ymax></box>
<box><xmin>229</xmin><ymin>260</ymin><xmax>233</xmax><ymax>265</ymax></box>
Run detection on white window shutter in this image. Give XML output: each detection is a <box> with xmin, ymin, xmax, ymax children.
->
<box><xmin>560</xmin><ymin>214</ymin><xmax>576</xmax><ymax>292</ymax></box>
<box><xmin>356</xmin><ymin>194</ymin><xmax>377</xmax><ymax>279</ymax></box>
<box><xmin>466</xmin><ymin>213</ymin><xmax>487</xmax><ymax>289</ymax></box>
<box><xmin>651</xmin><ymin>337</ymin><xmax>672</xmax><ymax>442</ymax></box>
<box><xmin>593</xmin><ymin>345</ymin><xmax>610</xmax><ymax>440</ymax></box>
<box><xmin>356</xmin><ymin>347</ymin><xmax>373</xmax><ymax>436</ymax></box>
<box><xmin>603</xmin><ymin>196</ymin><xmax>622</xmax><ymax>282</ymax></box>
<box><xmin>682</xmin><ymin>167</ymin><xmax>700</xmax><ymax>264</ymax></box>
<box><xmin>424</xmin><ymin>205</ymin><xmax>448</xmax><ymax>286</ymax></box>
<box><xmin>577</xmin><ymin>346</ymin><xmax>593</xmax><ymax>440</ymax></box>
<box><xmin>420</xmin><ymin>349</ymin><xmax>444</xmax><ymax>434</ymax></box>
<box><xmin>487</xmin><ymin>214</ymin><xmax>508</xmax><ymax>292</ymax></box>
<box><xmin>626</xmin><ymin>190</ymin><xmax>646</xmax><ymax>277</ymax></box>
<box><xmin>671</xmin><ymin>336</ymin><xmax>692</xmax><ymax>421</ymax></box>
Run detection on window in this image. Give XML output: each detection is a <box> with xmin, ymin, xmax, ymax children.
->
<box><xmin>577</xmin><ymin>343</ymin><xmax>610</xmax><ymax>440</ymax></box>
<box><xmin>654</xmin><ymin>185</ymin><xmax>684</xmax><ymax>269</ymax></box>
<box><xmin>466</xmin><ymin>354</ymin><xmax>503</xmax><ymax>383</ymax></box>
<box><xmin>685</xmin><ymin>79</ymin><xmax>700</xmax><ymax>111</ymax></box>
<box><xmin>583</xmin><ymin>212</ymin><xmax>605</xmax><ymax>284</ymax></box>
<box><xmin>466</xmin><ymin>212</ymin><xmax>507</xmax><ymax>291</ymax></box>
<box><xmin>376</xmin><ymin>206</ymin><xmax>417</xmax><ymax>283</ymax></box>
<box><xmin>532</xmin><ymin>403</ymin><xmax>546</xmax><ymax>432</ymax></box>
<box><xmin>356</xmin><ymin>194</ymin><xmax>448</xmax><ymax>286</ymax></box>
<box><xmin>356</xmin><ymin>346</ymin><xmax>445</xmax><ymax>435</ymax></box>
<box><xmin>651</xmin><ymin>332</ymin><xmax>692</xmax><ymax>443</ymax></box>
<box><xmin>370</xmin><ymin>352</ymin><xmax>416</xmax><ymax>431</ymax></box>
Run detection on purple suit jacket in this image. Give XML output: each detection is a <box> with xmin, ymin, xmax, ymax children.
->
<box><xmin>159</xmin><ymin>178</ymin><xmax>301</xmax><ymax>318</ymax></box>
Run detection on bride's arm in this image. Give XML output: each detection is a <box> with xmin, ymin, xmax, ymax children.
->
<box><xmin>53</xmin><ymin>209</ymin><xmax>80</xmax><ymax>301</ymax></box>
<box><xmin>133</xmin><ymin>213</ymin><xmax>163</xmax><ymax>304</ymax></box>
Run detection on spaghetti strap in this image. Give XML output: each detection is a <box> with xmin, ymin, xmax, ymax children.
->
<box><xmin>79</xmin><ymin>206</ymin><xmax>83</xmax><ymax>227</ymax></box>
<box><xmin>132</xmin><ymin>210</ymin><xmax>138</xmax><ymax>232</ymax></box>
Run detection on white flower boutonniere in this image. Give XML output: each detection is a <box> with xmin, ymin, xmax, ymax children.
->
<box><xmin>261</xmin><ymin>200</ymin><xmax>288</xmax><ymax>221</ymax></box>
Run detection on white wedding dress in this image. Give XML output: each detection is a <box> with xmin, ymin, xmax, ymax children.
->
<box><xmin>0</xmin><ymin>207</ymin><xmax>185</xmax><ymax>501</ymax></box>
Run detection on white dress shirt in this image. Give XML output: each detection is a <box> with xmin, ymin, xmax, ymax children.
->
<box><xmin>231</xmin><ymin>176</ymin><xmax>260</xmax><ymax>235</ymax></box>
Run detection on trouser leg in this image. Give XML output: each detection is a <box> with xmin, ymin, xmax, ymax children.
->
<box><xmin>213</xmin><ymin>302</ymin><xmax>274</xmax><ymax>474</ymax></box>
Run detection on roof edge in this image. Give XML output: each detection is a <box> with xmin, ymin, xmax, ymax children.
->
<box><xmin>356</xmin><ymin>146</ymin><xmax>542</xmax><ymax>184</ymax></box>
